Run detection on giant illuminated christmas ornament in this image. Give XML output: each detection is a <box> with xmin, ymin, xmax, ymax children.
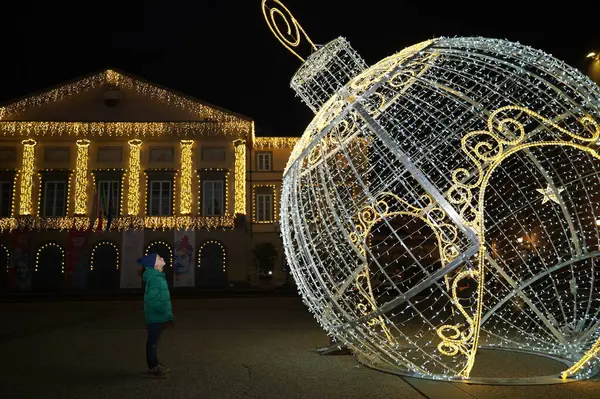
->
<box><xmin>262</xmin><ymin>0</ymin><xmax>600</xmax><ymax>383</ymax></box>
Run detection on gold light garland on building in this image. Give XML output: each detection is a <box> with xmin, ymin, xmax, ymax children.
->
<box><xmin>144</xmin><ymin>216</ymin><xmax>233</xmax><ymax>231</ymax></box>
<box><xmin>74</xmin><ymin>139</ymin><xmax>90</xmax><ymax>215</ymax></box>
<box><xmin>233</xmin><ymin>139</ymin><xmax>247</xmax><ymax>215</ymax></box>
<box><xmin>35</xmin><ymin>242</ymin><xmax>65</xmax><ymax>273</ymax></box>
<box><xmin>0</xmin><ymin>121</ymin><xmax>251</xmax><ymax>138</ymax></box>
<box><xmin>252</xmin><ymin>184</ymin><xmax>277</xmax><ymax>223</ymax></box>
<box><xmin>18</xmin><ymin>139</ymin><xmax>37</xmax><ymax>215</ymax></box>
<box><xmin>0</xmin><ymin>69</ymin><xmax>250</xmax><ymax>125</ymax></box>
<box><xmin>3</xmin><ymin>70</ymin><xmax>302</xmax><ymax>230</ymax></box>
<box><xmin>254</xmin><ymin>137</ymin><xmax>299</xmax><ymax>149</ymax></box>
<box><xmin>9</xmin><ymin>170</ymin><xmax>18</xmax><ymax>218</ymax></box>
<box><xmin>225</xmin><ymin>170</ymin><xmax>230</xmax><ymax>215</ymax></box>
<box><xmin>90</xmin><ymin>241</ymin><xmax>120</xmax><ymax>271</ymax></box>
<box><xmin>0</xmin><ymin>218</ymin><xmax>17</xmax><ymax>232</ymax></box>
<box><xmin>198</xmin><ymin>240</ymin><xmax>227</xmax><ymax>272</ymax></box>
<box><xmin>0</xmin><ymin>215</ymin><xmax>234</xmax><ymax>232</ymax></box>
<box><xmin>180</xmin><ymin>140</ymin><xmax>194</xmax><ymax>215</ymax></box>
<box><xmin>173</xmin><ymin>171</ymin><xmax>178</xmax><ymax>218</ymax></box>
<box><xmin>120</xmin><ymin>171</ymin><xmax>127</xmax><ymax>217</ymax></box>
<box><xmin>127</xmin><ymin>139</ymin><xmax>142</xmax><ymax>216</ymax></box>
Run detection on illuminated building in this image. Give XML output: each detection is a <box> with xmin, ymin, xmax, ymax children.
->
<box><xmin>0</xmin><ymin>69</ymin><xmax>297</xmax><ymax>292</ymax></box>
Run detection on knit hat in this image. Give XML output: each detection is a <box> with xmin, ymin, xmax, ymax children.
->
<box><xmin>137</xmin><ymin>253</ymin><xmax>158</xmax><ymax>269</ymax></box>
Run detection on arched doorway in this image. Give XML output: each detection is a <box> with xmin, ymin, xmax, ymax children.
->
<box><xmin>196</xmin><ymin>241</ymin><xmax>227</xmax><ymax>288</ymax></box>
<box><xmin>89</xmin><ymin>241</ymin><xmax>120</xmax><ymax>291</ymax></box>
<box><xmin>0</xmin><ymin>245</ymin><xmax>9</xmax><ymax>290</ymax></box>
<box><xmin>33</xmin><ymin>243</ymin><xmax>65</xmax><ymax>292</ymax></box>
<box><xmin>144</xmin><ymin>241</ymin><xmax>173</xmax><ymax>288</ymax></box>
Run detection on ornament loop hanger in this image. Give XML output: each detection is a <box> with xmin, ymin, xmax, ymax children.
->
<box><xmin>261</xmin><ymin>0</ymin><xmax>317</xmax><ymax>62</ymax></box>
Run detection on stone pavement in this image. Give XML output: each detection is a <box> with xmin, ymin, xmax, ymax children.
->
<box><xmin>1</xmin><ymin>297</ymin><xmax>599</xmax><ymax>399</ymax></box>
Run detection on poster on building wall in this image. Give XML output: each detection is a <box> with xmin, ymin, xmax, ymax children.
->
<box><xmin>173</xmin><ymin>229</ymin><xmax>195</xmax><ymax>287</ymax></box>
<box><xmin>67</xmin><ymin>230</ymin><xmax>89</xmax><ymax>290</ymax></box>
<box><xmin>11</xmin><ymin>232</ymin><xmax>32</xmax><ymax>291</ymax></box>
<box><xmin>121</xmin><ymin>229</ymin><xmax>144</xmax><ymax>289</ymax></box>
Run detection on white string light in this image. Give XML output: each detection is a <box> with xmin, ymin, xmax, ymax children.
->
<box><xmin>274</xmin><ymin>20</ymin><xmax>600</xmax><ymax>381</ymax></box>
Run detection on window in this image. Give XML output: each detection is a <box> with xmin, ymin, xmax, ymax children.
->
<box><xmin>97</xmin><ymin>181</ymin><xmax>120</xmax><ymax>216</ymax></box>
<box><xmin>203</xmin><ymin>180</ymin><xmax>224</xmax><ymax>216</ymax></box>
<box><xmin>148</xmin><ymin>181</ymin><xmax>172</xmax><ymax>216</ymax></box>
<box><xmin>202</xmin><ymin>147</ymin><xmax>226</xmax><ymax>162</ymax></box>
<box><xmin>43</xmin><ymin>181</ymin><xmax>67</xmax><ymax>217</ymax></box>
<box><xmin>0</xmin><ymin>181</ymin><xmax>13</xmax><ymax>217</ymax></box>
<box><xmin>256</xmin><ymin>194</ymin><xmax>273</xmax><ymax>222</ymax></box>
<box><xmin>257</xmin><ymin>152</ymin><xmax>272</xmax><ymax>171</ymax></box>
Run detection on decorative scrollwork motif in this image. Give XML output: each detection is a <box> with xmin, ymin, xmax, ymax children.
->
<box><xmin>447</xmin><ymin>106</ymin><xmax>600</xmax><ymax>232</ymax></box>
<box><xmin>349</xmin><ymin>40</ymin><xmax>436</xmax><ymax>93</ymax></box>
<box><xmin>261</xmin><ymin>0</ymin><xmax>317</xmax><ymax>62</ymax></box>
<box><xmin>350</xmin><ymin>192</ymin><xmax>463</xmax><ymax>344</ymax></box>
<box><xmin>446</xmin><ymin>105</ymin><xmax>600</xmax><ymax>378</ymax></box>
<box><xmin>436</xmin><ymin>269</ymin><xmax>479</xmax><ymax>361</ymax></box>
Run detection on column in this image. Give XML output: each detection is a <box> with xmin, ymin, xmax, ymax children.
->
<box><xmin>233</xmin><ymin>139</ymin><xmax>247</xmax><ymax>215</ymax></box>
<box><xmin>179</xmin><ymin>140</ymin><xmax>194</xmax><ymax>215</ymax></box>
<box><xmin>18</xmin><ymin>139</ymin><xmax>37</xmax><ymax>216</ymax></box>
<box><xmin>127</xmin><ymin>139</ymin><xmax>142</xmax><ymax>216</ymax></box>
<box><xmin>74</xmin><ymin>139</ymin><xmax>90</xmax><ymax>215</ymax></box>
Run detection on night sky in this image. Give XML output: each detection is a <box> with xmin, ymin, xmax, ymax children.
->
<box><xmin>0</xmin><ymin>0</ymin><xmax>598</xmax><ymax>137</ymax></box>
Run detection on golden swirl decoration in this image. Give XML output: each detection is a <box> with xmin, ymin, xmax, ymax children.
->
<box><xmin>349</xmin><ymin>192</ymin><xmax>463</xmax><ymax>344</ymax></box>
<box><xmin>350</xmin><ymin>192</ymin><xmax>460</xmax><ymax>269</ymax></box>
<box><xmin>436</xmin><ymin>269</ymin><xmax>479</xmax><ymax>361</ymax></box>
<box><xmin>314</xmin><ymin>95</ymin><xmax>347</xmax><ymax>132</ymax></box>
<box><xmin>444</xmin><ymin>105</ymin><xmax>600</xmax><ymax>378</ymax></box>
<box><xmin>349</xmin><ymin>40</ymin><xmax>436</xmax><ymax>94</ymax></box>
<box><xmin>447</xmin><ymin>106</ymin><xmax>600</xmax><ymax>231</ymax></box>
<box><xmin>261</xmin><ymin>0</ymin><xmax>317</xmax><ymax>62</ymax></box>
<box><xmin>361</xmin><ymin>52</ymin><xmax>439</xmax><ymax>118</ymax></box>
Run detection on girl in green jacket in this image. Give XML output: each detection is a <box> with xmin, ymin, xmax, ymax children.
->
<box><xmin>139</xmin><ymin>253</ymin><xmax>173</xmax><ymax>378</ymax></box>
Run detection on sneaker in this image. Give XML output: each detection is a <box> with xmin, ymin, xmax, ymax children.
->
<box><xmin>148</xmin><ymin>366</ymin><xmax>168</xmax><ymax>378</ymax></box>
<box><xmin>158</xmin><ymin>363</ymin><xmax>171</xmax><ymax>373</ymax></box>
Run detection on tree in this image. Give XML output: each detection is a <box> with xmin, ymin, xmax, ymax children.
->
<box><xmin>253</xmin><ymin>242</ymin><xmax>278</xmax><ymax>279</ymax></box>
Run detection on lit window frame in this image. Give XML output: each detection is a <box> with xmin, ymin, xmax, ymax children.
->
<box><xmin>202</xmin><ymin>180</ymin><xmax>225</xmax><ymax>217</ymax></box>
<box><xmin>256</xmin><ymin>193</ymin><xmax>273</xmax><ymax>222</ymax></box>
<box><xmin>96</xmin><ymin>180</ymin><xmax>121</xmax><ymax>217</ymax></box>
<box><xmin>148</xmin><ymin>180</ymin><xmax>173</xmax><ymax>217</ymax></box>
<box><xmin>42</xmin><ymin>180</ymin><xmax>68</xmax><ymax>217</ymax></box>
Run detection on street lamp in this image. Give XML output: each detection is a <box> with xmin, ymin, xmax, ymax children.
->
<box><xmin>585</xmin><ymin>51</ymin><xmax>600</xmax><ymax>87</ymax></box>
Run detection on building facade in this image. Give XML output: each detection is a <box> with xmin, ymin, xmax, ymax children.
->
<box><xmin>0</xmin><ymin>69</ymin><xmax>298</xmax><ymax>293</ymax></box>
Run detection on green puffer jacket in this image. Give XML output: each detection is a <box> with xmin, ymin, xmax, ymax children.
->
<box><xmin>143</xmin><ymin>268</ymin><xmax>173</xmax><ymax>324</ymax></box>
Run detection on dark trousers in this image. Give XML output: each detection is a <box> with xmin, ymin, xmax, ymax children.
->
<box><xmin>146</xmin><ymin>322</ymin><xmax>162</xmax><ymax>369</ymax></box>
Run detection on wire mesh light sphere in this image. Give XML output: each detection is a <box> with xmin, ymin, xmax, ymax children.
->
<box><xmin>280</xmin><ymin>36</ymin><xmax>600</xmax><ymax>382</ymax></box>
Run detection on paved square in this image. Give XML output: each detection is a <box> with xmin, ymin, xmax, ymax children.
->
<box><xmin>1</xmin><ymin>297</ymin><xmax>599</xmax><ymax>399</ymax></box>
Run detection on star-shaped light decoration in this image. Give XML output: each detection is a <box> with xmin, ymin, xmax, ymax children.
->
<box><xmin>536</xmin><ymin>184</ymin><xmax>565</xmax><ymax>205</ymax></box>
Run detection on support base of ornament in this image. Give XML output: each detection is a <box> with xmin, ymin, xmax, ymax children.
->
<box><xmin>356</xmin><ymin>347</ymin><xmax>600</xmax><ymax>385</ymax></box>
<box><xmin>316</xmin><ymin>342</ymin><xmax>351</xmax><ymax>356</ymax></box>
